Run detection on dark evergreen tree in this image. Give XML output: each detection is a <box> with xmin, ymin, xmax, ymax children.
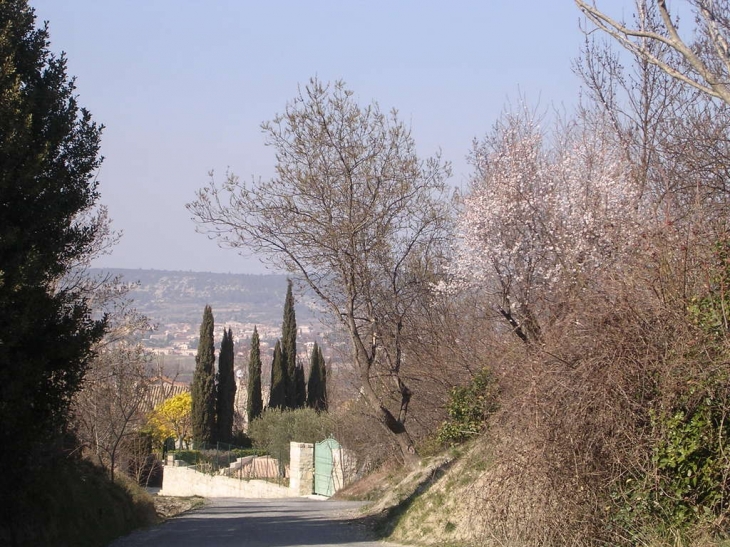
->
<box><xmin>0</xmin><ymin>0</ymin><xmax>107</xmax><ymax>520</ymax></box>
<box><xmin>307</xmin><ymin>342</ymin><xmax>328</xmax><ymax>412</ymax></box>
<box><xmin>306</xmin><ymin>342</ymin><xmax>321</xmax><ymax>410</ymax></box>
<box><xmin>192</xmin><ymin>305</ymin><xmax>216</xmax><ymax>445</ymax></box>
<box><xmin>317</xmin><ymin>345</ymin><xmax>328</xmax><ymax>412</ymax></box>
<box><xmin>216</xmin><ymin>327</ymin><xmax>236</xmax><ymax>444</ymax></box>
<box><xmin>282</xmin><ymin>279</ymin><xmax>298</xmax><ymax>408</ymax></box>
<box><xmin>294</xmin><ymin>362</ymin><xmax>306</xmax><ymax>408</ymax></box>
<box><xmin>247</xmin><ymin>326</ymin><xmax>263</xmax><ymax>423</ymax></box>
<box><xmin>268</xmin><ymin>340</ymin><xmax>286</xmax><ymax>409</ymax></box>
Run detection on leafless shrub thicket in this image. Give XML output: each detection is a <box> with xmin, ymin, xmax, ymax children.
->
<box><xmin>447</xmin><ymin>2</ymin><xmax>730</xmax><ymax>543</ymax></box>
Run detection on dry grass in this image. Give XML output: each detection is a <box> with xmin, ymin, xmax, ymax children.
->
<box><xmin>152</xmin><ymin>495</ymin><xmax>207</xmax><ymax>519</ymax></box>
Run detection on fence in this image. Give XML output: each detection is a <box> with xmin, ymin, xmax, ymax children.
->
<box><xmin>168</xmin><ymin>442</ymin><xmax>288</xmax><ymax>486</ymax></box>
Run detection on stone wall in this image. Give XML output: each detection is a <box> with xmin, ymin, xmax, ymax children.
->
<box><xmin>159</xmin><ymin>464</ymin><xmax>291</xmax><ymax>498</ymax></box>
<box><xmin>160</xmin><ymin>441</ymin><xmax>352</xmax><ymax>498</ymax></box>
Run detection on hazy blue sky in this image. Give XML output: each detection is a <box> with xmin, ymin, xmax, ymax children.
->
<box><xmin>29</xmin><ymin>1</ymin><xmax>632</xmax><ymax>274</ymax></box>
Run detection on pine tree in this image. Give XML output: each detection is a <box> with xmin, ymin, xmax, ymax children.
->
<box><xmin>295</xmin><ymin>362</ymin><xmax>306</xmax><ymax>408</ymax></box>
<box><xmin>268</xmin><ymin>340</ymin><xmax>286</xmax><ymax>409</ymax></box>
<box><xmin>216</xmin><ymin>327</ymin><xmax>236</xmax><ymax>444</ymax></box>
<box><xmin>0</xmin><ymin>0</ymin><xmax>107</xmax><ymax>513</ymax></box>
<box><xmin>282</xmin><ymin>279</ymin><xmax>298</xmax><ymax>408</ymax></box>
<box><xmin>247</xmin><ymin>326</ymin><xmax>263</xmax><ymax>424</ymax></box>
<box><xmin>307</xmin><ymin>342</ymin><xmax>328</xmax><ymax>412</ymax></box>
<box><xmin>192</xmin><ymin>305</ymin><xmax>216</xmax><ymax>446</ymax></box>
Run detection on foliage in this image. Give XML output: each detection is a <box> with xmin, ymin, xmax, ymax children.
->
<box><xmin>189</xmin><ymin>78</ymin><xmax>451</xmax><ymax>461</ymax></box>
<box><xmin>611</xmin><ymin>385</ymin><xmax>730</xmax><ymax>542</ymax></box>
<box><xmin>437</xmin><ymin>368</ymin><xmax>499</xmax><ymax>446</ymax></box>
<box><xmin>248</xmin><ymin>407</ymin><xmax>332</xmax><ymax>465</ymax></box>
<box><xmin>608</xmin><ymin>241</ymin><xmax>730</xmax><ymax>538</ymax></box>
<box><xmin>246</xmin><ymin>326</ymin><xmax>264</xmax><ymax>423</ymax></box>
<box><xmin>449</xmin><ymin>107</ymin><xmax>640</xmax><ymax>344</ymax></box>
<box><xmin>268</xmin><ymin>339</ymin><xmax>286</xmax><ymax>409</ymax></box>
<box><xmin>688</xmin><ymin>239</ymin><xmax>730</xmax><ymax>339</ymax></box>
<box><xmin>191</xmin><ymin>305</ymin><xmax>216</xmax><ymax>444</ymax></box>
<box><xmin>0</xmin><ymin>457</ymin><xmax>157</xmax><ymax>547</ymax></box>
<box><xmin>282</xmin><ymin>279</ymin><xmax>298</xmax><ymax>409</ymax></box>
<box><xmin>73</xmin><ymin>341</ymin><xmax>152</xmax><ymax>482</ymax></box>
<box><xmin>216</xmin><ymin>327</ymin><xmax>236</xmax><ymax>443</ymax></box>
<box><xmin>231</xmin><ymin>429</ymin><xmax>253</xmax><ymax>448</ymax></box>
<box><xmin>0</xmin><ymin>0</ymin><xmax>111</xmax><ymax>524</ymax></box>
<box><xmin>653</xmin><ymin>400</ymin><xmax>730</xmax><ymax>526</ymax></box>
<box><xmin>307</xmin><ymin>342</ymin><xmax>328</xmax><ymax>412</ymax></box>
<box><xmin>146</xmin><ymin>391</ymin><xmax>192</xmax><ymax>449</ymax></box>
<box><xmin>294</xmin><ymin>363</ymin><xmax>306</xmax><ymax>409</ymax></box>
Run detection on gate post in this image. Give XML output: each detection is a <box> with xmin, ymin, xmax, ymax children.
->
<box><xmin>289</xmin><ymin>442</ymin><xmax>314</xmax><ymax>496</ymax></box>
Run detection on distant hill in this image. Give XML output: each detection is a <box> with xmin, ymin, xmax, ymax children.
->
<box><xmin>89</xmin><ymin>268</ymin><xmax>316</xmax><ymax>325</ymax></box>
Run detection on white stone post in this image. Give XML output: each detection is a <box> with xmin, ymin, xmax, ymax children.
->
<box><xmin>289</xmin><ymin>442</ymin><xmax>314</xmax><ymax>496</ymax></box>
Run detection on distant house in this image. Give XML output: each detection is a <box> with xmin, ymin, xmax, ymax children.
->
<box><xmin>142</xmin><ymin>376</ymin><xmax>189</xmax><ymax>414</ymax></box>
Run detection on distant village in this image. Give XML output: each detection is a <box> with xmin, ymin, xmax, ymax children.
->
<box><xmin>142</xmin><ymin>317</ymin><xmax>337</xmax><ymax>383</ymax></box>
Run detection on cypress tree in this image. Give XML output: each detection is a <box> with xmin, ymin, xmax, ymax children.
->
<box><xmin>282</xmin><ymin>279</ymin><xmax>298</xmax><ymax>409</ymax></box>
<box><xmin>268</xmin><ymin>340</ymin><xmax>286</xmax><ymax>409</ymax></box>
<box><xmin>192</xmin><ymin>305</ymin><xmax>216</xmax><ymax>446</ymax></box>
<box><xmin>318</xmin><ymin>345</ymin><xmax>328</xmax><ymax>412</ymax></box>
<box><xmin>306</xmin><ymin>342</ymin><xmax>321</xmax><ymax>410</ymax></box>
<box><xmin>295</xmin><ymin>362</ymin><xmax>306</xmax><ymax>408</ymax></box>
<box><xmin>247</xmin><ymin>326</ymin><xmax>263</xmax><ymax>424</ymax></box>
<box><xmin>216</xmin><ymin>327</ymin><xmax>236</xmax><ymax>444</ymax></box>
<box><xmin>307</xmin><ymin>342</ymin><xmax>328</xmax><ymax>412</ymax></box>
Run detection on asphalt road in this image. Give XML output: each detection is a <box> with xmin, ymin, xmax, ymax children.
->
<box><xmin>109</xmin><ymin>497</ymin><xmax>402</xmax><ymax>547</ymax></box>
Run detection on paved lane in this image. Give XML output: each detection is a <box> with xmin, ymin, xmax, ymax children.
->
<box><xmin>110</xmin><ymin>497</ymin><xmax>401</xmax><ymax>547</ymax></box>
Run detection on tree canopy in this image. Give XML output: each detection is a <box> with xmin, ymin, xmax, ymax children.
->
<box><xmin>216</xmin><ymin>327</ymin><xmax>236</xmax><ymax>443</ymax></box>
<box><xmin>191</xmin><ymin>305</ymin><xmax>216</xmax><ymax>445</ymax></box>
<box><xmin>282</xmin><ymin>279</ymin><xmax>298</xmax><ymax>409</ymax></box>
<box><xmin>268</xmin><ymin>339</ymin><xmax>286</xmax><ymax>410</ymax></box>
<box><xmin>146</xmin><ymin>392</ymin><xmax>192</xmax><ymax>450</ymax></box>
<box><xmin>306</xmin><ymin>342</ymin><xmax>327</xmax><ymax>412</ymax></box>
<box><xmin>189</xmin><ymin>78</ymin><xmax>451</xmax><ymax>460</ymax></box>
<box><xmin>246</xmin><ymin>326</ymin><xmax>263</xmax><ymax>423</ymax></box>
<box><xmin>0</xmin><ymin>0</ymin><xmax>107</xmax><ymax>489</ymax></box>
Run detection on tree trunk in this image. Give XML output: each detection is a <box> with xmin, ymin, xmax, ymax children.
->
<box><xmin>360</xmin><ymin>374</ymin><xmax>419</xmax><ymax>465</ymax></box>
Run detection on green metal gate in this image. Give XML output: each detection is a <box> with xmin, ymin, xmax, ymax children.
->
<box><xmin>314</xmin><ymin>438</ymin><xmax>340</xmax><ymax>497</ymax></box>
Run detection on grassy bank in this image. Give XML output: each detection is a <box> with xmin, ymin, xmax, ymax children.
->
<box><xmin>1</xmin><ymin>458</ymin><xmax>159</xmax><ymax>547</ymax></box>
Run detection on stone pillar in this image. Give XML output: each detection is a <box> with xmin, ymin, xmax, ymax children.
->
<box><xmin>289</xmin><ymin>442</ymin><xmax>314</xmax><ymax>496</ymax></box>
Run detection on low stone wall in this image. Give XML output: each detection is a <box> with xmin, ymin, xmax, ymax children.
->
<box><xmin>160</xmin><ymin>441</ymin><xmax>353</xmax><ymax>498</ymax></box>
<box><xmin>160</xmin><ymin>464</ymin><xmax>291</xmax><ymax>498</ymax></box>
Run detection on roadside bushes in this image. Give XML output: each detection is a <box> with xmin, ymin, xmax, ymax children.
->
<box><xmin>248</xmin><ymin>407</ymin><xmax>332</xmax><ymax>464</ymax></box>
<box><xmin>437</xmin><ymin>367</ymin><xmax>499</xmax><ymax>446</ymax></box>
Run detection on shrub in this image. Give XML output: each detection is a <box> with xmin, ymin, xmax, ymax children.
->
<box><xmin>437</xmin><ymin>367</ymin><xmax>499</xmax><ymax>446</ymax></box>
<box><xmin>248</xmin><ymin>407</ymin><xmax>333</xmax><ymax>464</ymax></box>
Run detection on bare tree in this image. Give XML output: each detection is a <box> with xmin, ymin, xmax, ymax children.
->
<box><xmin>576</xmin><ymin>0</ymin><xmax>730</xmax><ymax>106</ymax></box>
<box><xmin>73</xmin><ymin>341</ymin><xmax>152</xmax><ymax>483</ymax></box>
<box><xmin>573</xmin><ymin>16</ymin><xmax>730</xmax><ymax>318</ymax></box>
<box><xmin>188</xmin><ymin>79</ymin><xmax>451</xmax><ymax>462</ymax></box>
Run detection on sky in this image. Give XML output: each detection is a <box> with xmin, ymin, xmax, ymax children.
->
<box><xmin>29</xmin><ymin>1</ymin><xmax>631</xmax><ymax>275</ymax></box>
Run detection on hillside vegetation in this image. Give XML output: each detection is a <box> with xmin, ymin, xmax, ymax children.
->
<box><xmin>2</xmin><ymin>459</ymin><xmax>158</xmax><ymax>547</ymax></box>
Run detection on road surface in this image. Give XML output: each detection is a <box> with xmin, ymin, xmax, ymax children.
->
<box><xmin>110</xmin><ymin>497</ymin><xmax>403</xmax><ymax>547</ymax></box>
